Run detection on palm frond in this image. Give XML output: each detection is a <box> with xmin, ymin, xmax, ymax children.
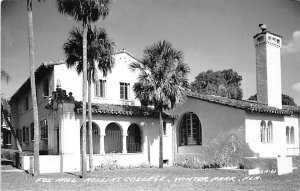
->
<box><xmin>62</xmin><ymin>26</ymin><xmax>114</xmax><ymax>83</ymax></box>
<box><xmin>132</xmin><ymin>40</ymin><xmax>190</xmax><ymax>110</ymax></box>
<box><xmin>57</xmin><ymin>0</ymin><xmax>112</xmax><ymax>26</ymax></box>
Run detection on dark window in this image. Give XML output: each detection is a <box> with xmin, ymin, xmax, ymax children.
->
<box><xmin>180</xmin><ymin>112</ymin><xmax>201</xmax><ymax>146</ymax></box>
<box><xmin>40</xmin><ymin>119</ymin><xmax>48</xmax><ymax>139</ymax></box>
<box><xmin>95</xmin><ymin>79</ymin><xmax>106</xmax><ymax>98</ymax></box>
<box><xmin>30</xmin><ymin>123</ymin><xmax>34</xmax><ymax>141</ymax></box>
<box><xmin>120</xmin><ymin>82</ymin><xmax>130</xmax><ymax>100</ymax></box>
<box><xmin>43</xmin><ymin>79</ymin><xmax>49</xmax><ymax>98</ymax></box>
<box><xmin>24</xmin><ymin>96</ymin><xmax>29</xmax><ymax>111</ymax></box>
<box><xmin>127</xmin><ymin>124</ymin><xmax>142</xmax><ymax>153</ymax></box>
<box><xmin>105</xmin><ymin>123</ymin><xmax>122</xmax><ymax>153</ymax></box>
<box><xmin>22</xmin><ymin>126</ymin><xmax>29</xmax><ymax>143</ymax></box>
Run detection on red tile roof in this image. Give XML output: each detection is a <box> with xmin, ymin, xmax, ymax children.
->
<box><xmin>186</xmin><ymin>91</ymin><xmax>299</xmax><ymax>116</ymax></box>
<box><xmin>74</xmin><ymin>101</ymin><xmax>177</xmax><ymax>119</ymax></box>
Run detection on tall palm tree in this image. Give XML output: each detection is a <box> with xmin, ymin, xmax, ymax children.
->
<box><xmin>63</xmin><ymin>26</ymin><xmax>114</xmax><ymax>172</ymax></box>
<box><xmin>130</xmin><ymin>40</ymin><xmax>190</xmax><ymax>168</ymax></box>
<box><xmin>57</xmin><ymin>0</ymin><xmax>112</xmax><ymax>177</ymax></box>
<box><xmin>27</xmin><ymin>0</ymin><xmax>40</xmax><ymax>176</ymax></box>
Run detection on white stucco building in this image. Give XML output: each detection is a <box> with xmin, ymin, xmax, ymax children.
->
<box><xmin>9</xmin><ymin>26</ymin><xmax>300</xmax><ymax>173</ymax></box>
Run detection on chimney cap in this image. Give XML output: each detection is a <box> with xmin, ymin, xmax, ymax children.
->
<box><xmin>259</xmin><ymin>24</ymin><xmax>267</xmax><ymax>32</ymax></box>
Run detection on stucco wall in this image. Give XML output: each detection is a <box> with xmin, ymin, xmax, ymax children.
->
<box><xmin>54</xmin><ymin>52</ymin><xmax>141</xmax><ymax>106</ymax></box>
<box><xmin>245</xmin><ymin>112</ymin><xmax>299</xmax><ymax>157</ymax></box>
<box><xmin>47</xmin><ymin>102</ymin><xmax>174</xmax><ymax>167</ymax></box>
<box><xmin>10</xmin><ymin>69</ymin><xmax>54</xmax><ymax>152</ymax></box>
<box><xmin>172</xmin><ymin>97</ymin><xmax>246</xmax><ymax>156</ymax></box>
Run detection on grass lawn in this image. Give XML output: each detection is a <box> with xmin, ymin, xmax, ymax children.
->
<box><xmin>2</xmin><ymin>167</ymin><xmax>300</xmax><ymax>191</ymax></box>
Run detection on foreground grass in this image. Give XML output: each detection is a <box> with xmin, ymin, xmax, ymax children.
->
<box><xmin>2</xmin><ymin>167</ymin><xmax>300</xmax><ymax>191</ymax></box>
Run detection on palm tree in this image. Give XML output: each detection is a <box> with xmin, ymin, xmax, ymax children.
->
<box><xmin>63</xmin><ymin>26</ymin><xmax>114</xmax><ymax>172</ymax></box>
<box><xmin>1</xmin><ymin>70</ymin><xmax>23</xmax><ymax>152</ymax></box>
<box><xmin>27</xmin><ymin>0</ymin><xmax>40</xmax><ymax>176</ymax></box>
<box><xmin>130</xmin><ymin>40</ymin><xmax>190</xmax><ymax>168</ymax></box>
<box><xmin>57</xmin><ymin>0</ymin><xmax>112</xmax><ymax>177</ymax></box>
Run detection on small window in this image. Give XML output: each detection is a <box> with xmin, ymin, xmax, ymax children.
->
<box><xmin>24</xmin><ymin>96</ymin><xmax>29</xmax><ymax>111</ymax></box>
<box><xmin>30</xmin><ymin>123</ymin><xmax>34</xmax><ymax>141</ymax></box>
<box><xmin>268</xmin><ymin>36</ymin><xmax>271</xmax><ymax>41</ymax></box>
<box><xmin>95</xmin><ymin>79</ymin><xmax>106</xmax><ymax>98</ymax></box>
<box><xmin>6</xmin><ymin>132</ymin><xmax>11</xmax><ymax>145</ymax></box>
<box><xmin>40</xmin><ymin>119</ymin><xmax>48</xmax><ymax>139</ymax></box>
<box><xmin>16</xmin><ymin>129</ymin><xmax>21</xmax><ymax>143</ymax></box>
<box><xmin>286</xmin><ymin>126</ymin><xmax>295</xmax><ymax>144</ymax></box>
<box><xmin>163</xmin><ymin>122</ymin><xmax>167</xmax><ymax>136</ymax></box>
<box><xmin>120</xmin><ymin>82</ymin><xmax>130</xmax><ymax>100</ymax></box>
<box><xmin>261</xmin><ymin>120</ymin><xmax>273</xmax><ymax>144</ymax></box>
<box><xmin>22</xmin><ymin>126</ymin><xmax>29</xmax><ymax>143</ymax></box>
<box><xmin>43</xmin><ymin>79</ymin><xmax>49</xmax><ymax>98</ymax></box>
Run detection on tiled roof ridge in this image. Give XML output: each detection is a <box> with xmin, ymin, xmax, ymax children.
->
<box><xmin>74</xmin><ymin>101</ymin><xmax>177</xmax><ymax>119</ymax></box>
<box><xmin>185</xmin><ymin>91</ymin><xmax>293</xmax><ymax>115</ymax></box>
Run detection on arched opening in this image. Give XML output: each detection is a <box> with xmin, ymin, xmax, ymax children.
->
<box><xmin>267</xmin><ymin>121</ymin><xmax>273</xmax><ymax>143</ymax></box>
<box><xmin>127</xmin><ymin>124</ymin><xmax>142</xmax><ymax>153</ymax></box>
<box><xmin>80</xmin><ymin>122</ymin><xmax>100</xmax><ymax>154</ymax></box>
<box><xmin>260</xmin><ymin>120</ymin><xmax>266</xmax><ymax>143</ymax></box>
<box><xmin>179</xmin><ymin>112</ymin><xmax>202</xmax><ymax>146</ymax></box>
<box><xmin>287</xmin><ymin>126</ymin><xmax>295</xmax><ymax>144</ymax></box>
<box><xmin>105</xmin><ymin>123</ymin><xmax>122</xmax><ymax>153</ymax></box>
<box><xmin>291</xmin><ymin>126</ymin><xmax>295</xmax><ymax>144</ymax></box>
<box><xmin>286</xmin><ymin>126</ymin><xmax>290</xmax><ymax>144</ymax></box>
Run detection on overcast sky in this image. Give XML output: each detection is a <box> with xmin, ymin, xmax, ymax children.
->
<box><xmin>2</xmin><ymin>0</ymin><xmax>300</xmax><ymax>104</ymax></box>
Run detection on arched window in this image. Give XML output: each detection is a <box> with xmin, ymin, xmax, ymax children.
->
<box><xmin>291</xmin><ymin>126</ymin><xmax>295</xmax><ymax>144</ymax></box>
<box><xmin>105</xmin><ymin>123</ymin><xmax>122</xmax><ymax>153</ymax></box>
<box><xmin>286</xmin><ymin>126</ymin><xmax>295</xmax><ymax>144</ymax></box>
<box><xmin>286</xmin><ymin>126</ymin><xmax>290</xmax><ymax>144</ymax></box>
<box><xmin>179</xmin><ymin>112</ymin><xmax>201</xmax><ymax>146</ymax></box>
<box><xmin>127</xmin><ymin>124</ymin><xmax>142</xmax><ymax>153</ymax></box>
<box><xmin>267</xmin><ymin>121</ymin><xmax>273</xmax><ymax>143</ymax></box>
<box><xmin>80</xmin><ymin>122</ymin><xmax>100</xmax><ymax>154</ymax></box>
<box><xmin>260</xmin><ymin>120</ymin><xmax>266</xmax><ymax>143</ymax></box>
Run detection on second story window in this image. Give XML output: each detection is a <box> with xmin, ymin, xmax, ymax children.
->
<box><xmin>120</xmin><ymin>82</ymin><xmax>130</xmax><ymax>100</ymax></box>
<box><xmin>43</xmin><ymin>79</ymin><xmax>49</xmax><ymax>98</ymax></box>
<box><xmin>24</xmin><ymin>96</ymin><xmax>29</xmax><ymax>111</ymax></box>
<box><xmin>95</xmin><ymin>79</ymin><xmax>106</xmax><ymax>98</ymax></box>
<box><xmin>22</xmin><ymin>126</ymin><xmax>29</xmax><ymax>143</ymax></box>
<box><xmin>30</xmin><ymin>123</ymin><xmax>34</xmax><ymax>141</ymax></box>
<box><xmin>40</xmin><ymin>119</ymin><xmax>48</xmax><ymax>139</ymax></box>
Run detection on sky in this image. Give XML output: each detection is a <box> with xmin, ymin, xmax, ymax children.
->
<box><xmin>1</xmin><ymin>0</ymin><xmax>300</xmax><ymax>104</ymax></box>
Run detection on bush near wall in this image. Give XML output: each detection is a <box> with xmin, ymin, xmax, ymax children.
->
<box><xmin>288</xmin><ymin>155</ymin><xmax>300</xmax><ymax>168</ymax></box>
<box><xmin>175</xmin><ymin>131</ymin><xmax>255</xmax><ymax>169</ymax></box>
<box><xmin>1</xmin><ymin>149</ymin><xmax>23</xmax><ymax>168</ymax></box>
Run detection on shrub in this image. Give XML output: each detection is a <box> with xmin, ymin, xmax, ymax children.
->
<box><xmin>95</xmin><ymin>159</ymin><xmax>120</xmax><ymax>170</ymax></box>
<box><xmin>175</xmin><ymin>132</ymin><xmax>255</xmax><ymax>169</ymax></box>
<box><xmin>1</xmin><ymin>149</ymin><xmax>22</xmax><ymax>168</ymax></box>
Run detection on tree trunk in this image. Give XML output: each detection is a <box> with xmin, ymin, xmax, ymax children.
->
<box><xmin>27</xmin><ymin>0</ymin><xmax>40</xmax><ymax>176</ymax></box>
<box><xmin>81</xmin><ymin>25</ymin><xmax>88</xmax><ymax>177</ymax></box>
<box><xmin>2</xmin><ymin>111</ymin><xmax>22</xmax><ymax>152</ymax></box>
<box><xmin>88</xmin><ymin>81</ymin><xmax>93</xmax><ymax>172</ymax></box>
<box><xmin>159</xmin><ymin>108</ymin><xmax>163</xmax><ymax>168</ymax></box>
